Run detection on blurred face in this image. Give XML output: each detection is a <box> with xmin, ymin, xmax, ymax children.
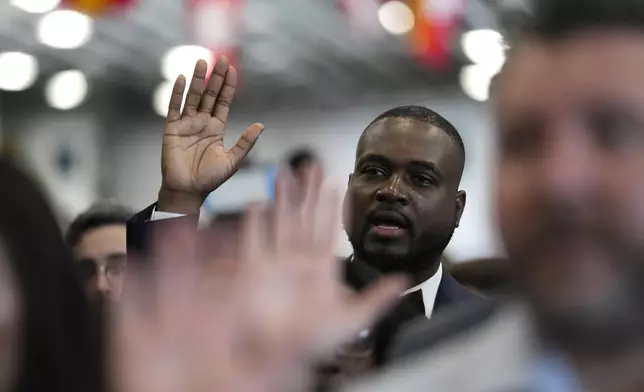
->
<box><xmin>0</xmin><ymin>243</ymin><xmax>20</xmax><ymax>392</ymax></box>
<box><xmin>496</xmin><ymin>32</ymin><xmax>644</xmax><ymax>348</ymax></box>
<box><xmin>344</xmin><ymin>117</ymin><xmax>465</xmax><ymax>276</ymax></box>
<box><xmin>74</xmin><ymin>225</ymin><xmax>127</xmax><ymax>302</ymax></box>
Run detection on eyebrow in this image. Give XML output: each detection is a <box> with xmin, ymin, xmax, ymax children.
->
<box><xmin>357</xmin><ymin>154</ymin><xmax>441</xmax><ymax>175</ymax></box>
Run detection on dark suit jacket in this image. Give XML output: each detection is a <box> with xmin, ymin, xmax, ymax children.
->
<box><xmin>388</xmin><ymin>295</ymin><xmax>498</xmax><ymax>362</ymax></box>
<box><xmin>127</xmin><ymin>203</ymin><xmax>486</xmax><ymax>366</ymax></box>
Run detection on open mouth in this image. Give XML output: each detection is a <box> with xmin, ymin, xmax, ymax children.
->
<box><xmin>369</xmin><ymin>211</ymin><xmax>409</xmax><ymax>237</ymax></box>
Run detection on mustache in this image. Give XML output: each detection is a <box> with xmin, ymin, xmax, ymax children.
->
<box><xmin>367</xmin><ymin>204</ymin><xmax>412</xmax><ymax>224</ymax></box>
<box><xmin>522</xmin><ymin>201</ymin><xmax>616</xmax><ymax>248</ymax></box>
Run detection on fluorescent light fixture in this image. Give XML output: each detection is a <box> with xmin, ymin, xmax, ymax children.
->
<box><xmin>460</xmin><ymin>64</ymin><xmax>495</xmax><ymax>102</ymax></box>
<box><xmin>0</xmin><ymin>52</ymin><xmax>39</xmax><ymax>91</ymax></box>
<box><xmin>161</xmin><ymin>45</ymin><xmax>213</xmax><ymax>82</ymax></box>
<box><xmin>37</xmin><ymin>10</ymin><xmax>93</xmax><ymax>49</ymax></box>
<box><xmin>461</xmin><ymin>29</ymin><xmax>506</xmax><ymax>73</ymax></box>
<box><xmin>378</xmin><ymin>1</ymin><xmax>415</xmax><ymax>35</ymax></box>
<box><xmin>45</xmin><ymin>70</ymin><xmax>88</xmax><ymax>110</ymax></box>
<box><xmin>10</xmin><ymin>0</ymin><xmax>60</xmax><ymax>14</ymax></box>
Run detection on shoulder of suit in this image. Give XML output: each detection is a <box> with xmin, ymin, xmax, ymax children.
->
<box><xmin>390</xmin><ymin>298</ymin><xmax>497</xmax><ymax>362</ymax></box>
<box><xmin>345</xmin><ymin>302</ymin><xmax>535</xmax><ymax>392</ymax></box>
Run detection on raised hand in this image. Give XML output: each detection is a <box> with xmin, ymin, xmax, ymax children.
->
<box><xmin>113</xmin><ymin>168</ymin><xmax>406</xmax><ymax>392</ymax></box>
<box><xmin>159</xmin><ymin>57</ymin><xmax>264</xmax><ymax>214</ymax></box>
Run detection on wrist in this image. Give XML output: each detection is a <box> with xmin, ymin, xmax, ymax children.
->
<box><xmin>157</xmin><ymin>188</ymin><xmax>204</xmax><ymax>215</ymax></box>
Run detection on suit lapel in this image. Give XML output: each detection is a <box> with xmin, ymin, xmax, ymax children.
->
<box><xmin>435</xmin><ymin>270</ymin><xmax>486</xmax><ymax>313</ymax></box>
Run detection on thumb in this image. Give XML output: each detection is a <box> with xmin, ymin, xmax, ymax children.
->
<box><xmin>314</xmin><ymin>275</ymin><xmax>408</xmax><ymax>356</ymax></box>
<box><xmin>227</xmin><ymin>123</ymin><xmax>264</xmax><ymax>167</ymax></box>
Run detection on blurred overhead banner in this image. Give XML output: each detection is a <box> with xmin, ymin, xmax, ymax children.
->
<box><xmin>410</xmin><ymin>0</ymin><xmax>465</xmax><ymax>69</ymax></box>
<box><xmin>62</xmin><ymin>0</ymin><xmax>135</xmax><ymax>15</ymax></box>
<box><xmin>186</xmin><ymin>0</ymin><xmax>242</xmax><ymax>76</ymax></box>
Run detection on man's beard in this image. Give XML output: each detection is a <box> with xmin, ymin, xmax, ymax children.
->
<box><xmin>345</xmin><ymin>223</ymin><xmax>455</xmax><ymax>276</ymax></box>
<box><xmin>526</xmin><ymin>246</ymin><xmax>644</xmax><ymax>354</ymax></box>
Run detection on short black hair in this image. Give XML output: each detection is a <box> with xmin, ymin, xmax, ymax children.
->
<box><xmin>513</xmin><ymin>0</ymin><xmax>644</xmax><ymax>42</ymax></box>
<box><xmin>287</xmin><ymin>148</ymin><xmax>318</xmax><ymax>172</ymax></box>
<box><xmin>66</xmin><ymin>201</ymin><xmax>132</xmax><ymax>248</ymax></box>
<box><xmin>365</xmin><ymin>105</ymin><xmax>466</xmax><ymax>167</ymax></box>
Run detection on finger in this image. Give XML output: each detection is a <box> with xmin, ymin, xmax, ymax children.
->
<box><xmin>315</xmin><ymin>276</ymin><xmax>408</xmax><ymax>354</ymax></box>
<box><xmin>299</xmin><ymin>165</ymin><xmax>324</xmax><ymax>247</ymax></box>
<box><xmin>274</xmin><ymin>170</ymin><xmax>296</xmax><ymax>251</ymax></box>
<box><xmin>227</xmin><ymin>123</ymin><xmax>264</xmax><ymax>167</ymax></box>
<box><xmin>343</xmin><ymin>275</ymin><xmax>408</xmax><ymax>332</ymax></box>
<box><xmin>182</xmin><ymin>59</ymin><xmax>209</xmax><ymax>117</ymax></box>
<box><xmin>201</xmin><ymin>220</ymin><xmax>243</xmax><ymax>264</ymax></box>
<box><xmin>151</xmin><ymin>222</ymin><xmax>199</xmax><ymax>339</ymax></box>
<box><xmin>117</xmin><ymin>261</ymin><xmax>152</xmax><ymax>331</ymax></box>
<box><xmin>111</xmin><ymin>264</ymin><xmax>155</xmax><ymax>392</ymax></box>
<box><xmin>241</xmin><ymin>203</ymin><xmax>268</xmax><ymax>264</ymax></box>
<box><xmin>166</xmin><ymin>75</ymin><xmax>186</xmax><ymax>123</ymax></box>
<box><xmin>213</xmin><ymin>65</ymin><xmax>238</xmax><ymax>123</ymax></box>
<box><xmin>198</xmin><ymin>56</ymin><xmax>229</xmax><ymax>115</ymax></box>
<box><xmin>314</xmin><ymin>185</ymin><xmax>343</xmax><ymax>260</ymax></box>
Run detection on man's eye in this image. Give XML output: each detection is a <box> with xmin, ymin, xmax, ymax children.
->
<box><xmin>77</xmin><ymin>260</ymin><xmax>97</xmax><ymax>280</ymax></box>
<box><xmin>412</xmin><ymin>175</ymin><xmax>434</xmax><ymax>187</ymax></box>
<box><xmin>362</xmin><ymin>167</ymin><xmax>386</xmax><ymax>177</ymax></box>
<box><xmin>588</xmin><ymin>111</ymin><xmax>643</xmax><ymax>150</ymax></box>
<box><xmin>107</xmin><ymin>259</ymin><xmax>127</xmax><ymax>274</ymax></box>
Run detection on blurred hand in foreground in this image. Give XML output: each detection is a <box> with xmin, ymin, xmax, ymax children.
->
<box><xmin>112</xmin><ymin>167</ymin><xmax>406</xmax><ymax>392</ymax></box>
<box><xmin>159</xmin><ymin>56</ymin><xmax>264</xmax><ymax>214</ymax></box>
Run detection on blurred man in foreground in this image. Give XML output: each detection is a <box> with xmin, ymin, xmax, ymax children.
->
<box><xmin>67</xmin><ymin>202</ymin><xmax>131</xmax><ymax>302</ymax></box>
<box><xmin>346</xmin><ymin>0</ymin><xmax>644</xmax><ymax>391</ymax></box>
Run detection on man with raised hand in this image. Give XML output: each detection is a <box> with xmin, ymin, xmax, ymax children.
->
<box><xmin>127</xmin><ymin>58</ymin><xmax>482</xmax><ymax>380</ymax></box>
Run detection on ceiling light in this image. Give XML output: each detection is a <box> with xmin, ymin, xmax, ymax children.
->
<box><xmin>460</xmin><ymin>64</ymin><xmax>495</xmax><ymax>102</ymax></box>
<box><xmin>378</xmin><ymin>1</ymin><xmax>415</xmax><ymax>36</ymax></box>
<box><xmin>10</xmin><ymin>0</ymin><xmax>60</xmax><ymax>14</ymax></box>
<box><xmin>461</xmin><ymin>29</ymin><xmax>506</xmax><ymax>73</ymax></box>
<box><xmin>153</xmin><ymin>80</ymin><xmax>188</xmax><ymax>117</ymax></box>
<box><xmin>0</xmin><ymin>52</ymin><xmax>39</xmax><ymax>91</ymax></box>
<box><xmin>161</xmin><ymin>45</ymin><xmax>213</xmax><ymax>82</ymax></box>
<box><xmin>45</xmin><ymin>70</ymin><xmax>88</xmax><ymax>110</ymax></box>
<box><xmin>37</xmin><ymin>10</ymin><xmax>93</xmax><ymax>49</ymax></box>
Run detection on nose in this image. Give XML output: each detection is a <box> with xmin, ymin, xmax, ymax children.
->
<box><xmin>96</xmin><ymin>269</ymin><xmax>111</xmax><ymax>296</ymax></box>
<box><xmin>539</xmin><ymin>127</ymin><xmax>597</xmax><ymax>203</ymax></box>
<box><xmin>376</xmin><ymin>175</ymin><xmax>408</xmax><ymax>205</ymax></box>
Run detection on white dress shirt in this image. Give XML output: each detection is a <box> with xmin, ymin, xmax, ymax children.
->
<box><xmin>151</xmin><ymin>207</ymin><xmax>442</xmax><ymax>318</ymax></box>
<box><xmin>348</xmin><ymin>255</ymin><xmax>442</xmax><ymax>320</ymax></box>
<box><xmin>151</xmin><ymin>209</ymin><xmax>184</xmax><ymax>221</ymax></box>
<box><xmin>402</xmin><ymin>262</ymin><xmax>442</xmax><ymax>319</ymax></box>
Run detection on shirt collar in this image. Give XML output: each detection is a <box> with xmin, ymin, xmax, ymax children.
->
<box><xmin>403</xmin><ymin>263</ymin><xmax>443</xmax><ymax>295</ymax></box>
<box><xmin>403</xmin><ymin>263</ymin><xmax>442</xmax><ymax>318</ymax></box>
<box><xmin>347</xmin><ymin>256</ymin><xmax>443</xmax><ymax>318</ymax></box>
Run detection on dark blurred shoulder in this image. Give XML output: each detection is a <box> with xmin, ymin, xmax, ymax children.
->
<box><xmin>388</xmin><ymin>297</ymin><xmax>501</xmax><ymax>362</ymax></box>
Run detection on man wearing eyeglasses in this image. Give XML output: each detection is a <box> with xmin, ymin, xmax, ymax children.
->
<box><xmin>66</xmin><ymin>202</ymin><xmax>132</xmax><ymax>302</ymax></box>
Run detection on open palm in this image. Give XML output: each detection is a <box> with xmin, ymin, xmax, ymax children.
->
<box><xmin>113</xmin><ymin>169</ymin><xmax>406</xmax><ymax>392</ymax></box>
<box><xmin>160</xmin><ymin>57</ymin><xmax>264</xmax><ymax>211</ymax></box>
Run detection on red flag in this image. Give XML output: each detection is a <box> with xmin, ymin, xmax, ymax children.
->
<box><xmin>410</xmin><ymin>0</ymin><xmax>464</xmax><ymax>69</ymax></box>
<box><xmin>186</xmin><ymin>0</ymin><xmax>241</xmax><ymax>79</ymax></box>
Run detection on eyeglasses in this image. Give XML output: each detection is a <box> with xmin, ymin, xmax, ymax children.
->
<box><xmin>77</xmin><ymin>254</ymin><xmax>127</xmax><ymax>283</ymax></box>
